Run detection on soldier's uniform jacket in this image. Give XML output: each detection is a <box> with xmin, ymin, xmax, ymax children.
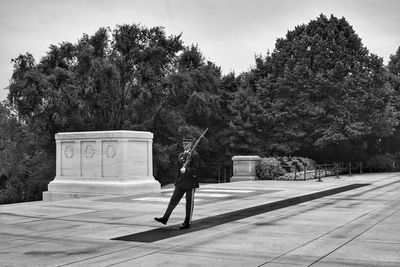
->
<box><xmin>175</xmin><ymin>150</ymin><xmax>199</xmax><ymax>190</ymax></box>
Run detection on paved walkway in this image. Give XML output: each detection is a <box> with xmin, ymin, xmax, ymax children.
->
<box><xmin>1</xmin><ymin>173</ymin><xmax>399</xmax><ymax>266</ymax></box>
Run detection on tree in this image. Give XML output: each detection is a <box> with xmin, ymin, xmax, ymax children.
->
<box><xmin>6</xmin><ymin>24</ymin><xmax>228</xmax><ymax>191</ymax></box>
<box><xmin>8</xmin><ymin>25</ymin><xmax>184</xmax><ymax>133</ymax></box>
<box><xmin>388</xmin><ymin>46</ymin><xmax>400</xmax><ymax>107</ymax></box>
<box><xmin>388</xmin><ymin>46</ymin><xmax>400</xmax><ymax>77</ymax></box>
<box><xmin>378</xmin><ymin>46</ymin><xmax>400</xmax><ymax>157</ymax></box>
<box><xmin>251</xmin><ymin>14</ymin><xmax>398</xmax><ymax>161</ymax></box>
<box><xmin>152</xmin><ymin>45</ymin><xmax>228</xmax><ymax>183</ymax></box>
<box><xmin>0</xmin><ymin>101</ymin><xmax>55</xmax><ymax>203</ymax></box>
<box><xmin>227</xmin><ymin>81</ymin><xmax>265</xmax><ymax>155</ymax></box>
<box><xmin>6</xmin><ymin>23</ymin><xmax>187</xmax><ymax>194</ymax></box>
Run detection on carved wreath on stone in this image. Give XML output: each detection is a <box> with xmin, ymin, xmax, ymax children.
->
<box><xmin>64</xmin><ymin>145</ymin><xmax>74</xmax><ymax>159</ymax></box>
<box><xmin>105</xmin><ymin>144</ymin><xmax>116</xmax><ymax>159</ymax></box>
<box><xmin>84</xmin><ymin>145</ymin><xmax>95</xmax><ymax>159</ymax></box>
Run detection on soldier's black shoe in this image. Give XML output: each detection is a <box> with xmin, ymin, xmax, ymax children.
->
<box><xmin>179</xmin><ymin>222</ymin><xmax>190</xmax><ymax>229</ymax></box>
<box><xmin>154</xmin><ymin>217</ymin><xmax>167</xmax><ymax>225</ymax></box>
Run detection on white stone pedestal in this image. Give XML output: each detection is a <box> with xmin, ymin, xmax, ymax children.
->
<box><xmin>231</xmin><ymin>155</ymin><xmax>261</xmax><ymax>182</ymax></box>
<box><xmin>43</xmin><ymin>131</ymin><xmax>160</xmax><ymax>201</ymax></box>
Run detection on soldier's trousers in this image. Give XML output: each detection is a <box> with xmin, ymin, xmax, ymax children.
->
<box><xmin>163</xmin><ymin>186</ymin><xmax>195</xmax><ymax>224</ymax></box>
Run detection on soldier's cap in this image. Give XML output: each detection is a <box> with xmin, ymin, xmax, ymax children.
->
<box><xmin>182</xmin><ymin>137</ymin><xmax>193</xmax><ymax>143</ymax></box>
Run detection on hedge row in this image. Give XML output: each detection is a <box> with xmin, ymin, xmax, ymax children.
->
<box><xmin>256</xmin><ymin>157</ymin><xmax>316</xmax><ymax>180</ymax></box>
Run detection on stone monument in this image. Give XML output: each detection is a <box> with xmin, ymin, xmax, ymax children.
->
<box><xmin>43</xmin><ymin>130</ymin><xmax>160</xmax><ymax>201</ymax></box>
<box><xmin>231</xmin><ymin>155</ymin><xmax>261</xmax><ymax>182</ymax></box>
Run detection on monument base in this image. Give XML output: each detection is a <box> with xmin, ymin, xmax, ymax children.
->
<box><xmin>44</xmin><ymin>130</ymin><xmax>160</xmax><ymax>201</ymax></box>
<box><xmin>231</xmin><ymin>155</ymin><xmax>261</xmax><ymax>182</ymax></box>
<box><xmin>43</xmin><ymin>179</ymin><xmax>160</xmax><ymax>201</ymax></box>
<box><xmin>43</xmin><ymin>192</ymin><xmax>106</xmax><ymax>201</ymax></box>
<box><xmin>230</xmin><ymin>175</ymin><xmax>257</xmax><ymax>182</ymax></box>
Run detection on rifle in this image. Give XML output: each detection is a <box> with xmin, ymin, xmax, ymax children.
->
<box><xmin>182</xmin><ymin>128</ymin><xmax>208</xmax><ymax>170</ymax></box>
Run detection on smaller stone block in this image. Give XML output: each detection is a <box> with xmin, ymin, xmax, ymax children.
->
<box><xmin>231</xmin><ymin>155</ymin><xmax>261</xmax><ymax>182</ymax></box>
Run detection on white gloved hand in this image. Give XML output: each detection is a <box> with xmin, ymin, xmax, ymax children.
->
<box><xmin>180</xmin><ymin>167</ymin><xmax>186</xmax><ymax>174</ymax></box>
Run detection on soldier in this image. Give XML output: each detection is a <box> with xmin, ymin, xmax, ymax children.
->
<box><xmin>154</xmin><ymin>137</ymin><xmax>199</xmax><ymax>229</ymax></box>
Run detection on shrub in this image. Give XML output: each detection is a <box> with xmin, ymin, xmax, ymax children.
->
<box><xmin>292</xmin><ymin>158</ymin><xmax>304</xmax><ymax>171</ymax></box>
<box><xmin>297</xmin><ymin>157</ymin><xmax>316</xmax><ymax>169</ymax></box>
<box><xmin>278</xmin><ymin>157</ymin><xmax>294</xmax><ymax>172</ymax></box>
<box><xmin>256</xmin><ymin>156</ymin><xmax>317</xmax><ymax>180</ymax></box>
<box><xmin>256</xmin><ymin>157</ymin><xmax>287</xmax><ymax>180</ymax></box>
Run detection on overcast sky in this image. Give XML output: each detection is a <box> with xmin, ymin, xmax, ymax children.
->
<box><xmin>1</xmin><ymin>0</ymin><xmax>399</xmax><ymax>101</ymax></box>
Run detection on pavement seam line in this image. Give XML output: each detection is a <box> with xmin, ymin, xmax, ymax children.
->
<box><xmin>164</xmin><ymin>196</ymin><xmax>355</xmax><ymax>267</ymax></box>
<box><xmin>308</xmin><ymin>197</ymin><xmax>400</xmax><ymax>266</ymax></box>
<box><xmin>112</xmin><ymin>183</ymin><xmax>370</xmax><ymax>242</ymax></box>
<box><xmin>0</xmin><ymin>210</ymin><xmax>101</xmax><ymax>225</ymax></box>
<box><xmin>56</xmin><ymin>243</ymin><xmax>150</xmax><ymax>267</ymax></box>
<box><xmin>104</xmin><ymin>244</ymin><xmax>182</xmax><ymax>266</ymax></box>
<box><xmin>151</xmin><ymin>188</ymin><xmax>378</xmax><ymax>265</ymax></box>
<box><xmin>0</xmin><ymin>223</ymin><xmax>81</xmax><ymax>240</ymax></box>
<box><xmin>155</xmin><ymin>250</ymin><xmax>264</xmax><ymax>263</ymax></box>
<box><xmin>0</xmin><ymin>240</ymin><xmax>46</xmax><ymax>251</ymax></box>
<box><xmin>1</xmin><ymin>211</ymin><xmax>158</xmax><ymax>228</ymax></box>
<box><xmin>256</xmin><ymin>190</ymin><xmax>400</xmax><ymax>267</ymax></box>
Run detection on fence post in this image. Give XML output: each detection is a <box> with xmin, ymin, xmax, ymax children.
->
<box><xmin>317</xmin><ymin>166</ymin><xmax>323</xmax><ymax>182</ymax></box>
<box><xmin>335</xmin><ymin>162</ymin><xmax>340</xmax><ymax>179</ymax></box>
<box><xmin>224</xmin><ymin>168</ymin><xmax>227</xmax><ymax>183</ymax></box>
<box><xmin>294</xmin><ymin>170</ymin><xmax>297</xmax><ymax>181</ymax></box>
<box><xmin>348</xmin><ymin>162</ymin><xmax>352</xmax><ymax>176</ymax></box>
<box><xmin>304</xmin><ymin>168</ymin><xmax>306</xmax><ymax>180</ymax></box>
<box><xmin>359</xmin><ymin>162</ymin><xmax>363</xmax><ymax>174</ymax></box>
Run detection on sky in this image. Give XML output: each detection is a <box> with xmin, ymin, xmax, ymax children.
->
<box><xmin>1</xmin><ymin>0</ymin><xmax>399</xmax><ymax>101</ymax></box>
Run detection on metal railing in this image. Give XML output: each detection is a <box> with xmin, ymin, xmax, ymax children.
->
<box><xmin>195</xmin><ymin>161</ymin><xmax>364</xmax><ymax>183</ymax></box>
<box><xmin>281</xmin><ymin>162</ymin><xmax>363</xmax><ymax>182</ymax></box>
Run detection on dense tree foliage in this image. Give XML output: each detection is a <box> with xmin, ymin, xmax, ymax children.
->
<box><xmin>2</xmin><ymin>24</ymin><xmax>226</xmax><ymax>202</ymax></box>
<box><xmin>0</xmin><ymin>102</ymin><xmax>54</xmax><ymax>203</ymax></box>
<box><xmin>1</xmin><ymin>16</ymin><xmax>400</xmax><ymax>203</ymax></box>
<box><xmin>377</xmin><ymin>46</ymin><xmax>400</xmax><ymax>164</ymax></box>
<box><xmin>236</xmin><ymin>15</ymin><xmax>398</xmax><ymax>163</ymax></box>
